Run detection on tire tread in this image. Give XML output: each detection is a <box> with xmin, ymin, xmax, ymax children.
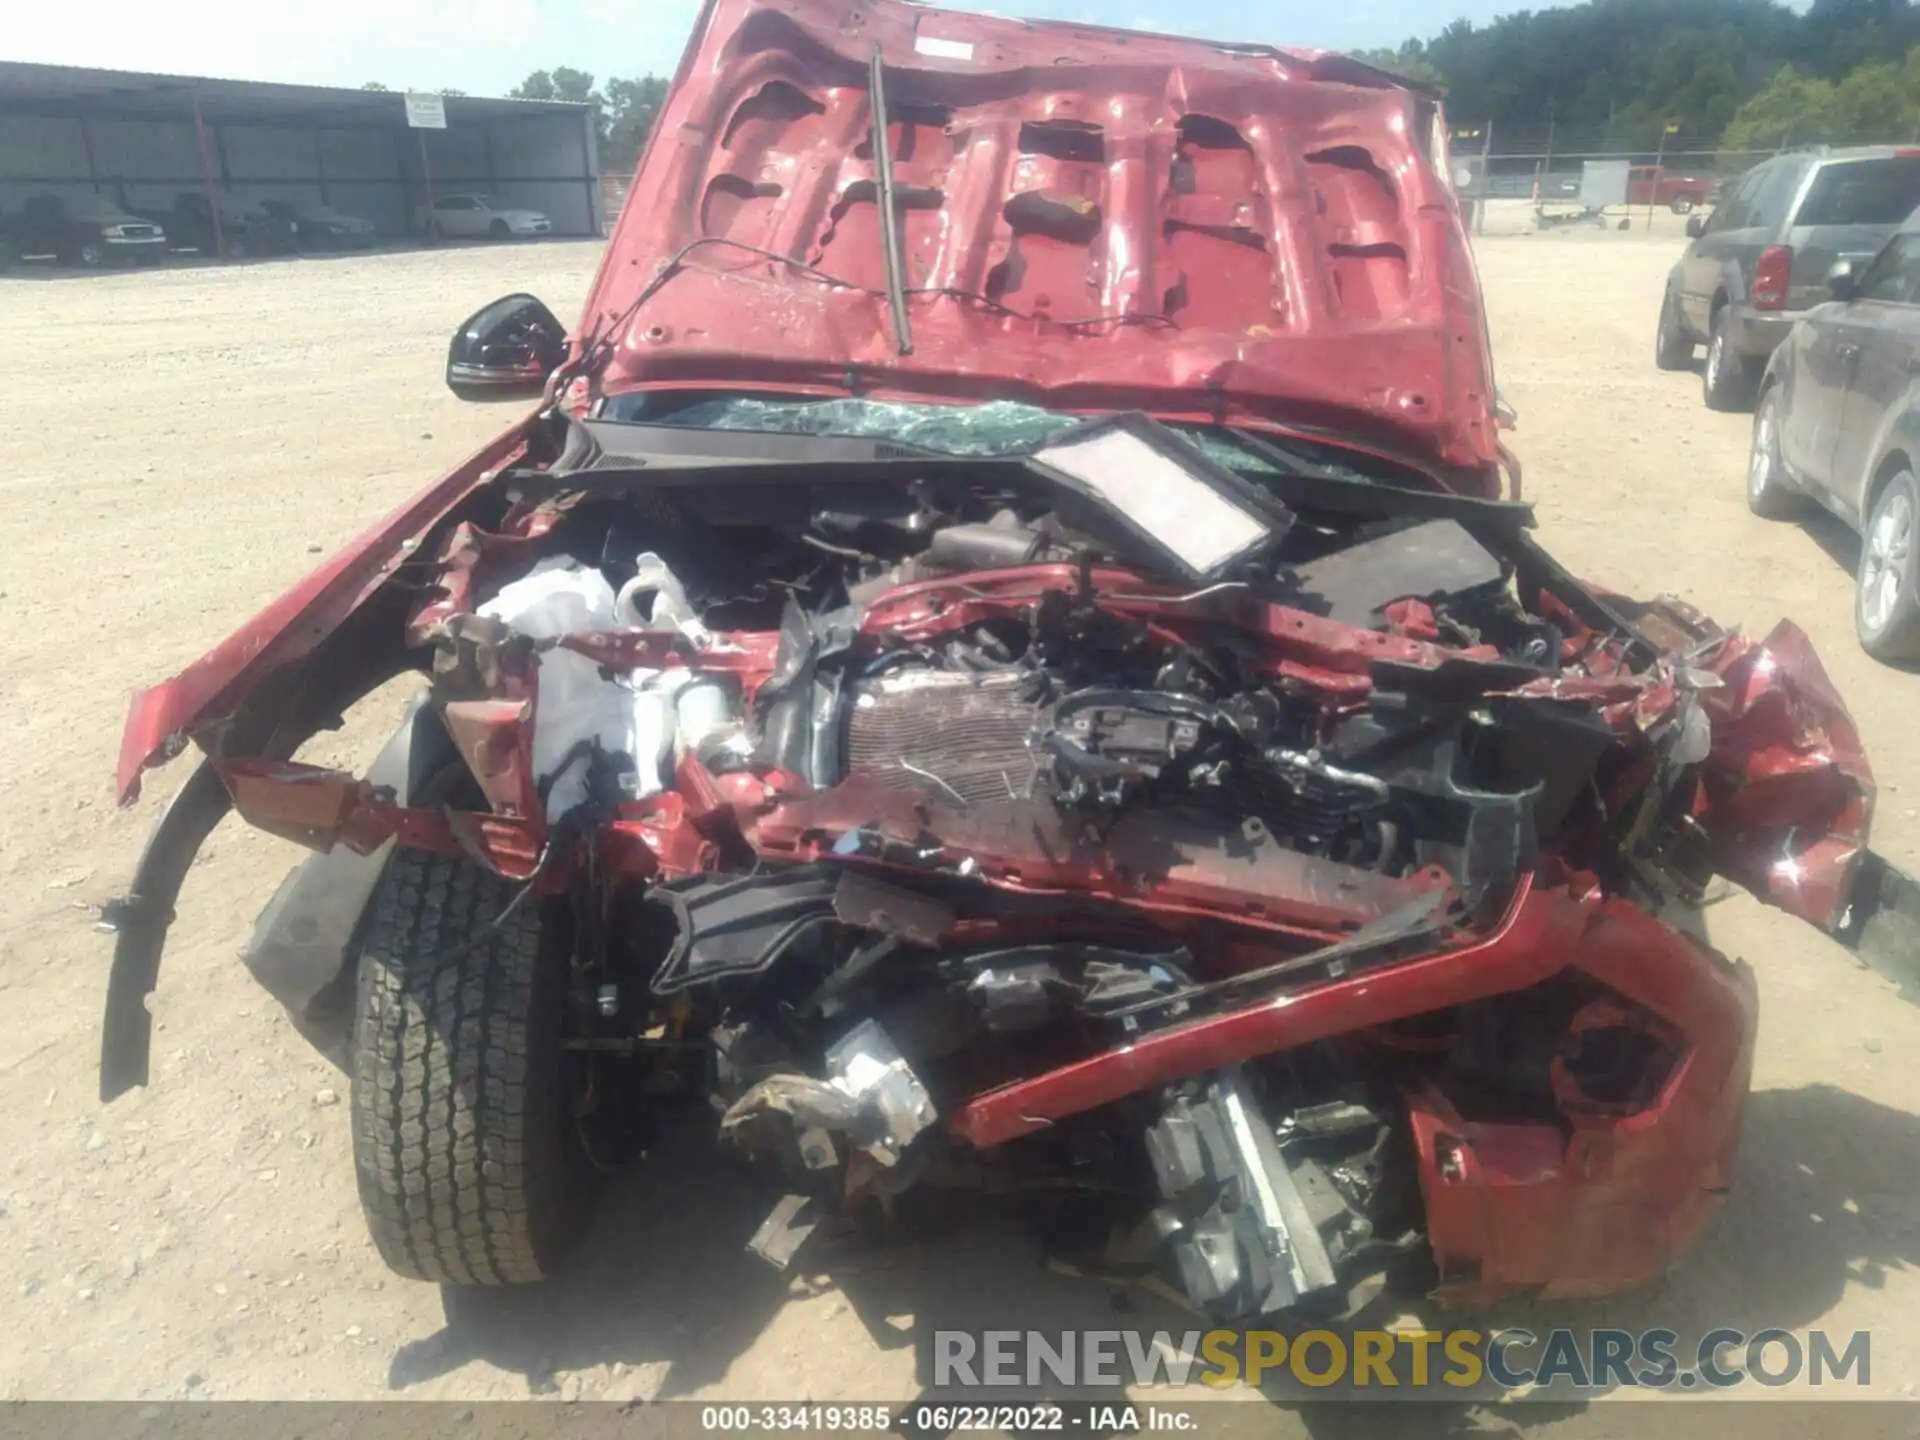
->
<box><xmin>350</xmin><ymin>848</ymin><xmax>569</xmax><ymax>1285</ymax></box>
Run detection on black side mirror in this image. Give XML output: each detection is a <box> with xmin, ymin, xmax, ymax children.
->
<box><xmin>447</xmin><ymin>293</ymin><xmax>567</xmax><ymax>400</ymax></box>
<box><xmin>1685</xmin><ymin>214</ymin><xmax>1707</xmax><ymax>239</ymax></box>
<box><xmin>1827</xmin><ymin>259</ymin><xmax>1859</xmax><ymax>303</ymax></box>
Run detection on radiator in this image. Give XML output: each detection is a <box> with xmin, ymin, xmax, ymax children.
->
<box><xmin>844</xmin><ymin>669</ymin><xmax>1040</xmax><ymax>804</ymax></box>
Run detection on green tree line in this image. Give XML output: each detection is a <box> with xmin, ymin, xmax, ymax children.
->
<box><xmin>411</xmin><ymin>0</ymin><xmax>1920</xmax><ymax>168</ymax></box>
<box><xmin>1355</xmin><ymin>0</ymin><xmax>1920</xmax><ymax>150</ymax></box>
<box><xmin>508</xmin><ymin>68</ymin><xmax>668</xmax><ymax>175</ymax></box>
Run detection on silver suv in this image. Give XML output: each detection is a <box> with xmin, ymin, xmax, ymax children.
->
<box><xmin>1656</xmin><ymin>146</ymin><xmax>1920</xmax><ymax>410</ymax></box>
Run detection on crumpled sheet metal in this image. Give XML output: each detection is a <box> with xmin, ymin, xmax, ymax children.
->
<box><xmin>1697</xmin><ymin>620</ymin><xmax>1873</xmax><ymax>930</ymax></box>
<box><xmin>1499</xmin><ymin>616</ymin><xmax>1872</xmax><ymax>932</ymax></box>
<box><xmin>405</xmin><ymin>509</ymin><xmax>570</xmax><ymax>646</ymax></box>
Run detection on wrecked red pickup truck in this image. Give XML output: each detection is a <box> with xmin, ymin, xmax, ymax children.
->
<box><xmin>105</xmin><ymin>0</ymin><xmax>1920</xmax><ymax>1318</ymax></box>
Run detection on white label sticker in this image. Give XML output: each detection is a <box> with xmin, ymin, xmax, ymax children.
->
<box><xmin>914</xmin><ymin>34</ymin><xmax>975</xmax><ymax>60</ymax></box>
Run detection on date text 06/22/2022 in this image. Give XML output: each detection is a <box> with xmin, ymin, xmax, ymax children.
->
<box><xmin>698</xmin><ymin>1405</ymin><xmax>1192</xmax><ymax>1433</ymax></box>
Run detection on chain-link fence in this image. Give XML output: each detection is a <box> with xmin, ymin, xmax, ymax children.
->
<box><xmin>1453</xmin><ymin>123</ymin><xmax>1920</xmax><ymax>205</ymax></box>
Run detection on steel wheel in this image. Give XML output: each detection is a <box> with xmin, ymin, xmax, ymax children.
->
<box><xmin>1863</xmin><ymin>489</ymin><xmax>1913</xmax><ymax>634</ymax></box>
<box><xmin>1656</xmin><ymin>290</ymin><xmax>1693</xmax><ymax>371</ymax></box>
<box><xmin>1703</xmin><ymin>308</ymin><xmax>1754</xmax><ymax>410</ymax></box>
<box><xmin>1858</xmin><ymin>471</ymin><xmax>1920</xmax><ymax>660</ymax></box>
<box><xmin>1747</xmin><ymin>392</ymin><xmax>1798</xmax><ymax>518</ymax></box>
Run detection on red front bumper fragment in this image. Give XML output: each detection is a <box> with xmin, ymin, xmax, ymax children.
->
<box><xmin>951</xmin><ymin>877</ymin><xmax>1757</xmax><ymax>1305</ymax></box>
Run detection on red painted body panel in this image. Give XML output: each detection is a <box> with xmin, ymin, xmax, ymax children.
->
<box><xmin>577</xmin><ymin>0</ymin><xmax>1500</xmax><ymax>481</ymax></box>
<box><xmin>952</xmin><ymin>876</ymin><xmax>1757</xmax><ymax>1307</ymax></box>
<box><xmin>951</xmin><ymin>875</ymin><xmax>1568</xmax><ymax>1146</ymax></box>
<box><xmin>1696</xmin><ymin>619</ymin><xmax>1872</xmax><ymax>929</ymax></box>
<box><xmin>1627</xmin><ymin>166</ymin><xmax>1712</xmax><ymax>208</ymax></box>
<box><xmin>1408</xmin><ymin>896</ymin><xmax>1754</xmax><ymax>1303</ymax></box>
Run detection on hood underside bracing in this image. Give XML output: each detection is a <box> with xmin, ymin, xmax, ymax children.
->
<box><xmin>573</xmin><ymin>0</ymin><xmax>1500</xmax><ymax>482</ymax></box>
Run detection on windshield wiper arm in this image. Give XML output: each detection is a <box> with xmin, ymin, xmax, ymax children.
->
<box><xmin>868</xmin><ymin>46</ymin><xmax>913</xmax><ymax>357</ymax></box>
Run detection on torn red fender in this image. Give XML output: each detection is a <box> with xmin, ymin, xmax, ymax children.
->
<box><xmin>404</xmin><ymin>509</ymin><xmax>570</xmax><ymax>645</ymax></box>
<box><xmin>212</xmin><ymin>758</ymin><xmax>547</xmax><ymax>879</ymax></box>
<box><xmin>213</xmin><ymin>759</ymin><xmax>400</xmax><ymax>854</ymax></box>
<box><xmin>1698</xmin><ymin>620</ymin><xmax>1873</xmax><ymax>929</ymax></box>
<box><xmin>952</xmin><ymin>871</ymin><xmax>1758</xmax><ymax>1267</ymax></box>
<box><xmin>1407</xmin><ymin>910</ymin><xmax>1754</xmax><ymax>1304</ymax></box>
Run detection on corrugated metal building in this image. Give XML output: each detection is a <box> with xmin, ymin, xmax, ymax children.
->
<box><xmin>0</xmin><ymin>62</ymin><xmax>603</xmax><ymax>240</ymax></box>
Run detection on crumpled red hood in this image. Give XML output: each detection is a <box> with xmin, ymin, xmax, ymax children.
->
<box><xmin>576</xmin><ymin>0</ymin><xmax>1499</xmax><ymax>480</ymax></box>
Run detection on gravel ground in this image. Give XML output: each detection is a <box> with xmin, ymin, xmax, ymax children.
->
<box><xmin>1</xmin><ymin>227</ymin><xmax>1918</xmax><ymax>1411</ymax></box>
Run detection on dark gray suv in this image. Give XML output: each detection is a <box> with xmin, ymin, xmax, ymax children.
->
<box><xmin>1657</xmin><ymin>146</ymin><xmax>1920</xmax><ymax>410</ymax></box>
<box><xmin>1750</xmin><ymin>223</ymin><xmax>1920</xmax><ymax>660</ymax></box>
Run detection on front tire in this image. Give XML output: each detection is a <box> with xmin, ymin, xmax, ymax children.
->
<box><xmin>489</xmin><ymin>219</ymin><xmax>510</xmax><ymax>239</ymax></box>
<box><xmin>1857</xmin><ymin>471</ymin><xmax>1920</xmax><ymax>661</ymax></box>
<box><xmin>1671</xmin><ymin>197</ymin><xmax>1695</xmax><ymax>215</ymax></box>
<box><xmin>1656</xmin><ymin>290</ymin><xmax>1693</xmax><ymax>371</ymax></box>
<box><xmin>76</xmin><ymin>240</ymin><xmax>106</xmax><ymax>270</ymax></box>
<box><xmin>1747</xmin><ymin>389</ymin><xmax>1801</xmax><ymax>518</ymax></box>
<box><xmin>1703</xmin><ymin>306</ymin><xmax>1756</xmax><ymax>411</ymax></box>
<box><xmin>350</xmin><ymin>848</ymin><xmax>593</xmax><ymax>1284</ymax></box>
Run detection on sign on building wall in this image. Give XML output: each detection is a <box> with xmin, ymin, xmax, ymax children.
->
<box><xmin>404</xmin><ymin>92</ymin><xmax>447</xmax><ymax>129</ymax></box>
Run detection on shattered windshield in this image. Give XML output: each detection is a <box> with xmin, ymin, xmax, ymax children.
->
<box><xmin>599</xmin><ymin>393</ymin><xmax>1290</xmax><ymax>475</ymax></box>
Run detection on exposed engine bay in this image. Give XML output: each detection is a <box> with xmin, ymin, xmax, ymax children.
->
<box><xmin>135</xmin><ymin>406</ymin><xmax>1906</xmax><ymax>1317</ymax></box>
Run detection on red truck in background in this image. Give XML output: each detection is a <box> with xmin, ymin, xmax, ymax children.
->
<box><xmin>1630</xmin><ymin>164</ymin><xmax>1715</xmax><ymax>212</ymax></box>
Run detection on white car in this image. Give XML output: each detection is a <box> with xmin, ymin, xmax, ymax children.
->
<box><xmin>415</xmin><ymin>194</ymin><xmax>552</xmax><ymax>240</ymax></box>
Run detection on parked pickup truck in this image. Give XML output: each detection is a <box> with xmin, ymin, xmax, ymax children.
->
<box><xmin>1629</xmin><ymin>164</ymin><xmax>1715</xmax><ymax>213</ymax></box>
<box><xmin>7</xmin><ymin>193</ymin><xmax>168</xmax><ymax>268</ymax></box>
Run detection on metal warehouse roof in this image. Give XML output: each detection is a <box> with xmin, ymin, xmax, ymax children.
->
<box><xmin>0</xmin><ymin>61</ymin><xmax>591</xmax><ymax>128</ymax></box>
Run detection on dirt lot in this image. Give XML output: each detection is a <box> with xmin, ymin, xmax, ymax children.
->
<box><xmin>3</xmin><ymin>226</ymin><xmax>1920</xmax><ymax>1411</ymax></box>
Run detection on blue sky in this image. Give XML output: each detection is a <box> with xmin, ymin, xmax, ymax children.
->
<box><xmin>8</xmin><ymin>0</ymin><xmax>1533</xmax><ymax>96</ymax></box>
